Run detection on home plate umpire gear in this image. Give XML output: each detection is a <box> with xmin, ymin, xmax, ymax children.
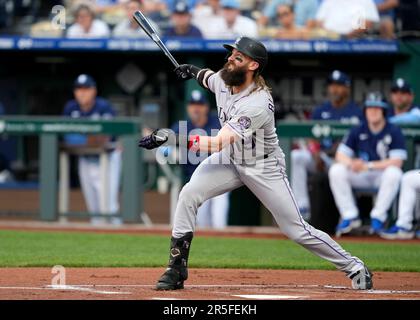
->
<box><xmin>140</xmin><ymin>37</ymin><xmax>373</xmax><ymax>291</ymax></box>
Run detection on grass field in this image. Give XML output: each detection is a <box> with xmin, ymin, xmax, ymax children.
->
<box><xmin>0</xmin><ymin>230</ymin><xmax>419</xmax><ymax>272</ymax></box>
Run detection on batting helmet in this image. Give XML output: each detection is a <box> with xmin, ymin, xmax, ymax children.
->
<box><xmin>223</xmin><ymin>36</ymin><xmax>268</xmax><ymax>73</ymax></box>
<box><xmin>364</xmin><ymin>91</ymin><xmax>388</xmax><ymax>117</ymax></box>
<box><xmin>364</xmin><ymin>91</ymin><xmax>388</xmax><ymax>109</ymax></box>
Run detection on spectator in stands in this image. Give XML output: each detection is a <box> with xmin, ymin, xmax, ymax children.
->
<box><xmin>63</xmin><ymin>74</ymin><xmax>122</xmax><ymax>225</ymax></box>
<box><xmin>89</xmin><ymin>0</ymin><xmax>125</xmax><ymax>13</ymax></box>
<box><xmin>66</xmin><ymin>2</ymin><xmax>111</xmax><ymax>38</ymax></box>
<box><xmin>329</xmin><ymin>92</ymin><xmax>406</xmax><ymax>237</ymax></box>
<box><xmin>165</xmin><ymin>0</ymin><xmax>202</xmax><ymax>12</ymax></box>
<box><xmin>67</xmin><ymin>0</ymin><xmax>126</xmax><ymax>14</ymax></box>
<box><xmin>388</xmin><ymin>78</ymin><xmax>420</xmax><ymax>124</ymax></box>
<box><xmin>374</xmin><ymin>0</ymin><xmax>399</xmax><ymax>39</ymax></box>
<box><xmin>170</xmin><ymin>90</ymin><xmax>230</xmax><ymax>229</ymax></box>
<box><xmin>315</xmin><ymin>0</ymin><xmax>380</xmax><ymax>38</ymax></box>
<box><xmin>258</xmin><ymin>0</ymin><xmax>319</xmax><ymax>28</ymax></box>
<box><xmin>165</xmin><ymin>1</ymin><xmax>202</xmax><ymax>37</ymax></box>
<box><xmin>142</xmin><ymin>0</ymin><xmax>169</xmax><ymax>15</ymax></box>
<box><xmin>192</xmin><ymin>0</ymin><xmax>225</xmax><ymax>38</ymax></box>
<box><xmin>205</xmin><ymin>0</ymin><xmax>258</xmax><ymax>39</ymax></box>
<box><xmin>113</xmin><ymin>0</ymin><xmax>161</xmax><ymax>37</ymax></box>
<box><xmin>137</xmin><ymin>0</ymin><xmax>170</xmax><ymax>24</ymax></box>
<box><xmin>291</xmin><ymin>71</ymin><xmax>363</xmax><ymax>220</ymax></box>
<box><xmin>275</xmin><ymin>3</ymin><xmax>309</xmax><ymax>39</ymax></box>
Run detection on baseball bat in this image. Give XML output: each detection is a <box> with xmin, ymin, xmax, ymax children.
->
<box><xmin>133</xmin><ymin>10</ymin><xmax>180</xmax><ymax>68</ymax></box>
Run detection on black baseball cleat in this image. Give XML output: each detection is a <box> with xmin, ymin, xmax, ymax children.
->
<box><xmin>155</xmin><ymin>232</ymin><xmax>193</xmax><ymax>291</ymax></box>
<box><xmin>350</xmin><ymin>266</ymin><xmax>373</xmax><ymax>290</ymax></box>
<box><xmin>155</xmin><ymin>268</ymin><xmax>185</xmax><ymax>290</ymax></box>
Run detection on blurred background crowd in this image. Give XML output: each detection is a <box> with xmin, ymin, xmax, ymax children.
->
<box><xmin>0</xmin><ymin>0</ymin><xmax>420</xmax><ymax>40</ymax></box>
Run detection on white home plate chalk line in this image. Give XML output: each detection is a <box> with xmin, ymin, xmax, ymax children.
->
<box><xmin>0</xmin><ymin>284</ymin><xmax>418</xmax><ymax>296</ymax></box>
<box><xmin>47</xmin><ymin>285</ymin><xmax>132</xmax><ymax>295</ymax></box>
<box><xmin>0</xmin><ymin>285</ymin><xmax>131</xmax><ymax>295</ymax></box>
<box><xmin>53</xmin><ymin>284</ymin><xmax>420</xmax><ymax>294</ymax></box>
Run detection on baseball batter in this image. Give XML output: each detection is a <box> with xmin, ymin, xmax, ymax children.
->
<box><xmin>138</xmin><ymin>37</ymin><xmax>372</xmax><ymax>290</ymax></box>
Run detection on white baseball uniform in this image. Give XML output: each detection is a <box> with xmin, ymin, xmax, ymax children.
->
<box><xmin>396</xmin><ymin>170</ymin><xmax>420</xmax><ymax>230</ymax></box>
<box><xmin>196</xmin><ymin>193</ymin><xmax>230</xmax><ymax>229</ymax></box>
<box><xmin>171</xmin><ymin>69</ymin><xmax>366</xmax><ymax>277</ymax></box>
<box><xmin>63</xmin><ymin>97</ymin><xmax>122</xmax><ymax>225</ymax></box>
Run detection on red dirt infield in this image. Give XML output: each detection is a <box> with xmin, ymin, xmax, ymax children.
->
<box><xmin>1</xmin><ymin>222</ymin><xmax>419</xmax><ymax>300</ymax></box>
<box><xmin>0</xmin><ymin>268</ymin><xmax>419</xmax><ymax>300</ymax></box>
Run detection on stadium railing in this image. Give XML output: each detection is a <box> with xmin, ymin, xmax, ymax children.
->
<box><xmin>0</xmin><ymin>116</ymin><xmax>145</xmax><ymax>223</ymax></box>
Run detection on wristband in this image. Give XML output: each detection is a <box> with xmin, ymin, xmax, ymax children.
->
<box><xmin>367</xmin><ymin>162</ymin><xmax>374</xmax><ymax>171</ymax></box>
<box><xmin>188</xmin><ymin>135</ymin><xmax>200</xmax><ymax>151</ymax></box>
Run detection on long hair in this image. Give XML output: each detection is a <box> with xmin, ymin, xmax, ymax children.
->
<box><xmin>252</xmin><ymin>73</ymin><xmax>272</xmax><ymax>94</ymax></box>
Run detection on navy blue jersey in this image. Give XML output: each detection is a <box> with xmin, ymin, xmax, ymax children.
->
<box><xmin>337</xmin><ymin>122</ymin><xmax>407</xmax><ymax>162</ymax></box>
<box><xmin>311</xmin><ymin>101</ymin><xmax>363</xmax><ymax>150</ymax></box>
<box><xmin>62</xmin><ymin>97</ymin><xmax>116</xmax><ymax>145</ymax></box>
<box><xmin>63</xmin><ymin>97</ymin><xmax>116</xmax><ymax>118</ymax></box>
<box><xmin>171</xmin><ymin>113</ymin><xmax>221</xmax><ymax>180</ymax></box>
<box><xmin>311</xmin><ymin>101</ymin><xmax>363</xmax><ymax>123</ymax></box>
<box><xmin>165</xmin><ymin>25</ymin><xmax>203</xmax><ymax>38</ymax></box>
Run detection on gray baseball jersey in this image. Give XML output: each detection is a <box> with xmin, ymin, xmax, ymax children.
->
<box><xmin>171</xmin><ymin>68</ymin><xmax>367</xmax><ymax>279</ymax></box>
<box><xmin>205</xmin><ymin>71</ymin><xmax>278</xmax><ymax>161</ymax></box>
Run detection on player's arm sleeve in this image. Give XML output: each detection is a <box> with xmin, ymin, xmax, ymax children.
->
<box><xmin>225</xmin><ymin>106</ymin><xmax>267</xmax><ymax>140</ymax></box>
<box><xmin>388</xmin><ymin>127</ymin><xmax>407</xmax><ymax>160</ymax></box>
<box><xmin>336</xmin><ymin>129</ymin><xmax>357</xmax><ymax>158</ymax></box>
<box><xmin>196</xmin><ymin>68</ymin><xmax>218</xmax><ymax>93</ymax></box>
<box><xmin>389</xmin><ymin>108</ymin><xmax>420</xmax><ymax>124</ymax></box>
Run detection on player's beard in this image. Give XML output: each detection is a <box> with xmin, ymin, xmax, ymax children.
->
<box><xmin>220</xmin><ymin>62</ymin><xmax>247</xmax><ymax>87</ymax></box>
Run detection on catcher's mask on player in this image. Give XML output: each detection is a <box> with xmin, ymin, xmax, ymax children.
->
<box><xmin>223</xmin><ymin>36</ymin><xmax>268</xmax><ymax>74</ymax></box>
<box><xmin>364</xmin><ymin>91</ymin><xmax>388</xmax><ymax>117</ymax></box>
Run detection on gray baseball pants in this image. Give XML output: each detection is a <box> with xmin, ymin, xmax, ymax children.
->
<box><xmin>172</xmin><ymin>148</ymin><xmax>365</xmax><ymax>275</ymax></box>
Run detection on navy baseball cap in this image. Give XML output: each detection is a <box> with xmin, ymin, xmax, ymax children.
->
<box><xmin>74</xmin><ymin>74</ymin><xmax>96</xmax><ymax>88</ymax></box>
<box><xmin>327</xmin><ymin>70</ymin><xmax>351</xmax><ymax>87</ymax></box>
<box><xmin>391</xmin><ymin>78</ymin><xmax>413</xmax><ymax>93</ymax></box>
<box><xmin>188</xmin><ymin>90</ymin><xmax>207</xmax><ymax>105</ymax></box>
<box><xmin>173</xmin><ymin>1</ymin><xmax>190</xmax><ymax>14</ymax></box>
<box><xmin>364</xmin><ymin>91</ymin><xmax>388</xmax><ymax>109</ymax></box>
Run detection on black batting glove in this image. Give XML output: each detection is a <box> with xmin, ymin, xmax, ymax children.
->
<box><xmin>138</xmin><ymin>129</ymin><xmax>170</xmax><ymax>150</ymax></box>
<box><xmin>174</xmin><ymin>64</ymin><xmax>201</xmax><ymax>81</ymax></box>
